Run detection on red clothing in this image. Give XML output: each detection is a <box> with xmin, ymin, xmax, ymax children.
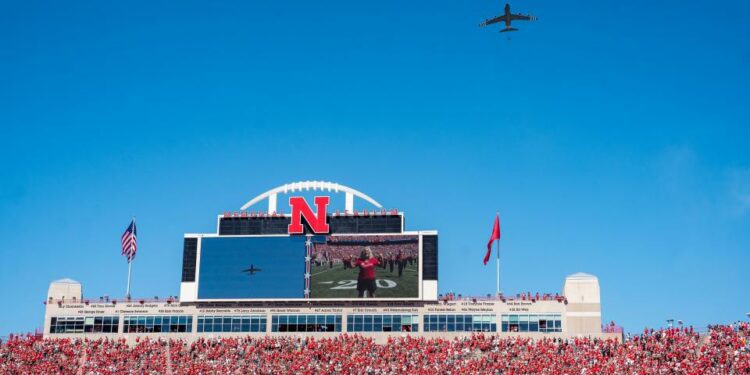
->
<box><xmin>354</xmin><ymin>257</ymin><xmax>379</xmax><ymax>280</ymax></box>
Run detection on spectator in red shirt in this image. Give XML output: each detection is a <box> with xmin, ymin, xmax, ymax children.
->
<box><xmin>353</xmin><ymin>247</ymin><xmax>379</xmax><ymax>298</ymax></box>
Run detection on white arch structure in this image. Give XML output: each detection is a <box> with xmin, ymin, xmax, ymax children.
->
<box><xmin>240</xmin><ymin>181</ymin><xmax>383</xmax><ymax>214</ymax></box>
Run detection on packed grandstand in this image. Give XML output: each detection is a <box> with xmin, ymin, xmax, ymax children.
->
<box><xmin>1</xmin><ymin>323</ymin><xmax>748</xmax><ymax>374</ymax></box>
<box><xmin>7</xmin><ymin>183</ymin><xmax>749</xmax><ymax>373</ymax></box>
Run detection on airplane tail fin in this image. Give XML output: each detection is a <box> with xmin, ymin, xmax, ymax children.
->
<box><xmin>500</xmin><ymin>27</ymin><xmax>518</xmax><ymax>33</ymax></box>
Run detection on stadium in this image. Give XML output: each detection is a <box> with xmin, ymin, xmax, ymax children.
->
<box><xmin>3</xmin><ymin>0</ymin><xmax>749</xmax><ymax>372</ymax></box>
<box><xmin>40</xmin><ymin>181</ymin><xmax>613</xmax><ymax>342</ymax></box>
<box><xmin>1</xmin><ymin>181</ymin><xmax>747</xmax><ymax>373</ymax></box>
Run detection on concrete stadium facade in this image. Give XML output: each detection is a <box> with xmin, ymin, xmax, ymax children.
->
<box><xmin>43</xmin><ymin>274</ymin><xmax>619</xmax><ymax>343</ymax></box>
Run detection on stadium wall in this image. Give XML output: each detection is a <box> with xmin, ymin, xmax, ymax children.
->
<box><xmin>43</xmin><ymin>274</ymin><xmax>620</xmax><ymax>343</ymax></box>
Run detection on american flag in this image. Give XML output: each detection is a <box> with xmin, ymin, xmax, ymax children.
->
<box><xmin>121</xmin><ymin>219</ymin><xmax>137</xmax><ymax>262</ymax></box>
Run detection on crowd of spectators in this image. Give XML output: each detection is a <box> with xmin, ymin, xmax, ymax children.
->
<box><xmin>1</xmin><ymin>323</ymin><xmax>748</xmax><ymax>374</ymax></box>
<box><xmin>312</xmin><ymin>235</ymin><xmax>418</xmax><ymax>269</ymax></box>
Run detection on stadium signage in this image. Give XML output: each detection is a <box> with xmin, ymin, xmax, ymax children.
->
<box><xmin>223</xmin><ymin>208</ymin><xmax>399</xmax><ymax>218</ymax></box>
<box><xmin>288</xmin><ymin>196</ymin><xmax>330</xmax><ymax>234</ymax></box>
<box><xmin>223</xmin><ymin>192</ymin><xmax>401</xmax><ymax>235</ymax></box>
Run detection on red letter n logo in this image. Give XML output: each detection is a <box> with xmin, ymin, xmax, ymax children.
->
<box><xmin>288</xmin><ymin>196</ymin><xmax>330</xmax><ymax>234</ymax></box>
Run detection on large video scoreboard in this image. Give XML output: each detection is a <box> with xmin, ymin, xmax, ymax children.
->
<box><xmin>189</xmin><ymin>232</ymin><xmax>430</xmax><ymax>301</ymax></box>
<box><xmin>180</xmin><ymin>182</ymin><xmax>438</xmax><ymax>302</ymax></box>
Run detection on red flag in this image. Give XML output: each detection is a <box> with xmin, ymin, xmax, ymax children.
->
<box><xmin>483</xmin><ymin>215</ymin><xmax>501</xmax><ymax>265</ymax></box>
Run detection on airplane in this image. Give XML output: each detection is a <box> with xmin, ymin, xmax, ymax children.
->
<box><xmin>480</xmin><ymin>3</ymin><xmax>537</xmax><ymax>32</ymax></box>
<box><xmin>242</xmin><ymin>264</ymin><xmax>262</xmax><ymax>275</ymax></box>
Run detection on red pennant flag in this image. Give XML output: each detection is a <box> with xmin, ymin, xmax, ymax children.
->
<box><xmin>483</xmin><ymin>215</ymin><xmax>501</xmax><ymax>265</ymax></box>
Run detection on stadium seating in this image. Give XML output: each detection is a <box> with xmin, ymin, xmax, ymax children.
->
<box><xmin>1</xmin><ymin>323</ymin><xmax>748</xmax><ymax>374</ymax></box>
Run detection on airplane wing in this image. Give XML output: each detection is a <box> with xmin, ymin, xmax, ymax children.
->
<box><xmin>510</xmin><ymin>13</ymin><xmax>537</xmax><ymax>21</ymax></box>
<box><xmin>479</xmin><ymin>15</ymin><xmax>503</xmax><ymax>28</ymax></box>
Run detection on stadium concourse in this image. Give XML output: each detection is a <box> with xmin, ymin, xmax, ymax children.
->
<box><xmin>1</xmin><ymin>324</ymin><xmax>749</xmax><ymax>373</ymax></box>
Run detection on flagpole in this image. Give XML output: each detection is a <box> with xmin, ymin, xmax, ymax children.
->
<box><xmin>496</xmin><ymin>212</ymin><xmax>500</xmax><ymax>297</ymax></box>
<box><xmin>126</xmin><ymin>260</ymin><xmax>132</xmax><ymax>300</ymax></box>
<box><xmin>126</xmin><ymin>216</ymin><xmax>134</xmax><ymax>300</ymax></box>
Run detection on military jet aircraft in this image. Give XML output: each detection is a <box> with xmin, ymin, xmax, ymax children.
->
<box><xmin>242</xmin><ymin>264</ymin><xmax>262</xmax><ymax>275</ymax></box>
<box><xmin>480</xmin><ymin>3</ymin><xmax>537</xmax><ymax>32</ymax></box>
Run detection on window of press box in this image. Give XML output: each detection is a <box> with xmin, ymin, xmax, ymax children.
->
<box><xmin>271</xmin><ymin>315</ymin><xmax>342</xmax><ymax>333</ymax></box>
<box><xmin>49</xmin><ymin>316</ymin><xmax>120</xmax><ymax>334</ymax></box>
<box><xmin>423</xmin><ymin>314</ymin><xmax>497</xmax><ymax>332</ymax></box>
<box><xmin>346</xmin><ymin>314</ymin><xmax>419</xmax><ymax>332</ymax></box>
<box><xmin>197</xmin><ymin>316</ymin><xmax>267</xmax><ymax>333</ymax></box>
<box><xmin>501</xmin><ymin>314</ymin><xmax>562</xmax><ymax>333</ymax></box>
<box><xmin>123</xmin><ymin>315</ymin><xmax>193</xmax><ymax>333</ymax></box>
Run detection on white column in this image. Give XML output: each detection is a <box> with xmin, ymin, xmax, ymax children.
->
<box><xmin>268</xmin><ymin>193</ymin><xmax>277</xmax><ymax>214</ymax></box>
<box><xmin>345</xmin><ymin>192</ymin><xmax>354</xmax><ymax>212</ymax></box>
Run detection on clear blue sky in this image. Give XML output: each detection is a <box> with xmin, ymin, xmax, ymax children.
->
<box><xmin>1</xmin><ymin>0</ymin><xmax>748</xmax><ymax>336</ymax></box>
